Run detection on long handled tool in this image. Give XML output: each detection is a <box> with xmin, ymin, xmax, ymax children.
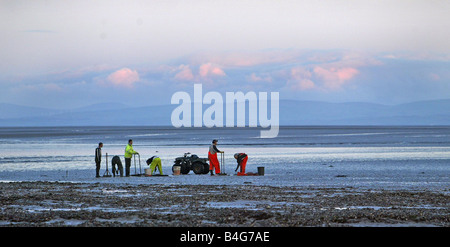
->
<box><xmin>219</xmin><ymin>152</ymin><xmax>227</xmax><ymax>175</ymax></box>
<box><xmin>103</xmin><ymin>153</ymin><xmax>112</xmax><ymax>177</ymax></box>
<box><xmin>131</xmin><ymin>153</ymin><xmax>144</xmax><ymax>176</ymax></box>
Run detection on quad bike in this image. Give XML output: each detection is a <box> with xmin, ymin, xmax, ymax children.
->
<box><xmin>172</xmin><ymin>152</ymin><xmax>209</xmax><ymax>175</ymax></box>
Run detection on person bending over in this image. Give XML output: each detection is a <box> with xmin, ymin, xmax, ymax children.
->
<box><xmin>146</xmin><ymin>156</ymin><xmax>163</xmax><ymax>175</ymax></box>
<box><xmin>111</xmin><ymin>155</ymin><xmax>123</xmax><ymax>177</ymax></box>
<box><xmin>234</xmin><ymin>153</ymin><xmax>248</xmax><ymax>176</ymax></box>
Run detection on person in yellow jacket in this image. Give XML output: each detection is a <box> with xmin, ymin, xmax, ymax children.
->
<box><xmin>124</xmin><ymin>139</ymin><xmax>138</xmax><ymax>177</ymax></box>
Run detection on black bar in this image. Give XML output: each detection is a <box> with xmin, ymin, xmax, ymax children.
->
<box><xmin>3</xmin><ymin>227</ymin><xmax>448</xmax><ymax>246</ymax></box>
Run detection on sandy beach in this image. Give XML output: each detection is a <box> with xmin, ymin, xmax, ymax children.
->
<box><xmin>1</xmin><ymin>180</ymin><xmax>448</xmax><ymax>227</ymax></box>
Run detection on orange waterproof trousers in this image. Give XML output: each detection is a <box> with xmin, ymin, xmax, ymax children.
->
<box><xmin>237</xmin><ymin>156</ymin><xmax>248</xmax><ymax>176</ymax></box>
<box><xmin>208</xmin><ymin>152</ymin><xmax>220</xmax><ymax>174</ymax></box>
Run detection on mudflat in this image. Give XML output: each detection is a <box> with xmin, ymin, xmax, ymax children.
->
<box><xmin>0</xmin><ymin>181</ymin><xmax>448</xmax><ymax>227</ymax></box>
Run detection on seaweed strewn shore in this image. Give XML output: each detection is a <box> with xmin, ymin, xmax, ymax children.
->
<box><xmin>0</xmin><ymin>181</ymin><xmax>448</xmax><ymax>227</ymax></box>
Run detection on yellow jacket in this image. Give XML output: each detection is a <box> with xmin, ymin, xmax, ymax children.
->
<box><xmin>124</xmin><ymin>144</ymin><xmax>137</xmax><ymax>158</ymax></box>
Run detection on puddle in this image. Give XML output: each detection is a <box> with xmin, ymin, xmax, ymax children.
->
<box><xmin>345</xmin><ymin>221</ymin><xmax>440</xmax><ymax>227</ymax></box>
<box><xmin>205</xmin><ymin>200</ymin><xmax>308</xmax><ymax>210</ymax></box>
<box><xmin>330</xmin><ymin>205</ymin><xmax>446</xmax><ymax>211</ymax></box>
<box><xmin>7</xmin><ymin>204</ymin><xmax>139</xmax><ymax>213</ymax></box>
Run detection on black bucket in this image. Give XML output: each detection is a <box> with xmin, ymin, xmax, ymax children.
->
<box><xmin>257</xmin><ymin>167</ymin><xmax>265</xmax><ymax>176</ymax></box>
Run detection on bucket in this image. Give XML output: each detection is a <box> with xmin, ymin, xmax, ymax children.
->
<box><xmin>257</xmin><ymin>167</ymin><xmax>265</xmax><ymax>176</ymax></box>
<box><xmin>144</xmin><ymin>168</ymin><xmax>151</xmax><ymax>176</ymax></box>
<box><xmin>173</xmin><ymin>166</ymin><xmax>181</xmax><ymax>175</ymax></box>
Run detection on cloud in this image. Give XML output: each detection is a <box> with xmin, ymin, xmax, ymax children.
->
<box><xmin>171</xmin><ymin>63</ymin><xmax>225</xmax><ymax>83</ymax></box>
<box><xmin>285</xmin><ymin>64</ymin><xmax>360</xmax><ymax>91</ymax></box>
<box><xmin>289</xmin><ymin>78</ymin><xmax>315</xmax><ymax>91</ymax></box>
<box><xmin>174</xmin><ymin>65</ymin><xmax>194</xmax><ymax>81</ymax></box>
<box><xmin>106</xmin><ymin>68</ymin><xmax>140</xmax><ymax>88</ymax></box>
<box><xmin>280</xmin><ymin>50</ymin><xmax>378</xmax><ymax>91</ymax></box>
<box><xmin>247</xmin><ymin>73</ymin><xmax>273</xmax><ymax>83</ymax></box>
<box><xmin>170</xmin><ymin>50</ymin><xmax>378</xmax><ymax>91</ymax></box>
<box><xmin>287</xmin><ymin>67</ymin><xmax>315</xmax><ymax>91</ymax></box>
<box><xmin>198</xmin><ymin>63</ymin><xmax>226</xmax><ymax>77</ymax></box>
<box><xmin>290</xmin><ymin>67</ymin><xmax>312</xmax><ymax>81</ymax></box>
<box><xmin>3</xmin><ymin>48</ymin><xmax>449</xmax><ymax>108</ymax></box>
<box><xmin>164</xmin><ymin>50</ymin><xmax>371</xmax><ymax>92</ymax></box>
<box><xmin>382</xmin><ymin>52</ymin><xmax>450</xmax><ymax>62</ymax></box>
<box><xmin>313</xmin><ymin>66</ymin><xmax>359</xmax><ymax>90</ymax></box>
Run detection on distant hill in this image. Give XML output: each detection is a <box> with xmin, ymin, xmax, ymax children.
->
<box><xmin>0</xmin><ymin>99</ymin><xmax>449</xmax><ymax>126</ymax></box>
<box><xmin>0</xmin><ymin>103</ymin><xmax>64</xmax><ymax>119</ymax></box>
<box><xmin>279</xmin><ymin>99</ymin><xmax>450</xmax><ymax>125</ymax></box>
<box><xmin>71</xmin><ymin>102</ymin><xmax>130</xmax><ymax>112</ymax></box>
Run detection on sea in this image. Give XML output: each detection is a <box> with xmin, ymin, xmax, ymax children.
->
<box><xmin>0</xmin><ymin>126</ymin><xmax>449</xmax><ymax>191</ymax></box>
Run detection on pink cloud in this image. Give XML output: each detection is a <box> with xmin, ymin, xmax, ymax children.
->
<box><xmin>289</xmin><ymin>79</ymin><xmax>315</xmax><ymax>91</ymax></box>
<box><xmin>170</xmin><ymin>63</ymin><xmax>226</xmax><ymax>85</ymax></box>
<box><xmin>198</xmin><ymin>63</ymin><xmax>226</xmax><ymax>77</ymax></box>
<box><xmin>172</xmin><ymin>63</ymin><xmax>225</xmax><ymax>82</ymax></box>
<box><xmin>291</xmin><ymin>67</ymin><xmax>312</xmax><ymax>81</ymax></box>
<box><xmin>313</xmin><ymin>66</ymin><xmax>359</xmax><ymax>90</ymax></box>
<box><xmin>168</xmin><ymin>50</ymin><xmax>372</xmax><ymax>90</ymax></box>
<box><xmin>107</xmin><ymin>68</ymin><xmax>140</xmax><ymax>88</ymax></box>
<box><xmin>286</xmin><ymin>66</ymin><xmax>359</xmax><ymax>91</ymax></box>
<box><xmin>174</xmin><ymin>65</ymin><xmax>194</xmax><ymax>81</ymax></box>
<box><xmin>287</xmin><ymin>67</ymin><xmax>315</xmax><ymax>91</ymax></box>
<box><xmin>337</xmin><ymin>67</ymin><xmax>359</xmax><ymax>81</ymax></box>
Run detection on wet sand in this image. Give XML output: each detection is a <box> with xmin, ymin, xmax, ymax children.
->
<box><xmin>0</xmin><ymin>181</ymin><xmax>448</xmax><ymax>227</ymax></box>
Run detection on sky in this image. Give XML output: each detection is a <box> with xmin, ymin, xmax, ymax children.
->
<box><xmin>0</xmin><ymin>0</ymin><xmax>449</xmax><ymax>109</ymax></box>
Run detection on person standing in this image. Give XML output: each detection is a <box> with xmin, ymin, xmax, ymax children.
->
<box><xmin>124</xmin><ymin>139</ymin><xmax>138</xmax><ymax>177</ymax></box>
<box><xmin>95</xmin><ymin>142</ymin><xmax>103</xmax><ymax>178</ymax></box>
<box><xmin>208</xmin><ymin>139</ymin><xmax>223</xmax><ymax>175</ymax></box>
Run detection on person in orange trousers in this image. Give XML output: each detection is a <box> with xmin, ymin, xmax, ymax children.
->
<box><xmin>234</xmin><ymin>153</ymin><xmax>248</xmax><ymax>176</ymax></box>
<box><xmin>208</xmin><ymin>139</ymin><xmax>223</xmax><ymax>175</ymax></box>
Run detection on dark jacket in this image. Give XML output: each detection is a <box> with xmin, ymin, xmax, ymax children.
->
<box><xmin>111</xmin><ymin>156</ymin><xmax>122</xmax><ymax>166</ymax></box>
<box><xmin>209</xmin><ymin>144</ymin><xmax>221</xmax><ymax>155</ymax></box>
<box><xmin>146</xmin><ymin>156</ymin><xmax>156</xmax><ymax>165</ymax></box>
<box><xmin>235</xmin><ymin>153</ymin><xmax>247</xmax><ymax>171</ymax></box>
<box><xmin>236</xmin><ymin>153</ymin><xmax>247</xmax><ymax>164</ymax></box>
<box><xmin>95</xmin><ymin>147</ymin><xmax>102</xmax><ymax>163</ymax></box>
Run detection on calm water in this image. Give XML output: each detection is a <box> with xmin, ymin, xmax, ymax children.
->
<box><xmin>0</xmin><ymin>126</ymin><xmax>449</xmax><ymax>190</ymax></box>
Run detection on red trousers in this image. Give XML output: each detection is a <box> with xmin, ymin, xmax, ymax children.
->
<box><xmin>208</xmin><ymin>152</ymin><xmax>220</xmax><ymax>174</ymax></box>
<box><xmin>237</xmin><ymin>156</ymin><xmax>248</xmax><ymax>176</ymax></box>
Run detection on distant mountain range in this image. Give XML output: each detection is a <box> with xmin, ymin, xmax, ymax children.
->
<box><xmin>0</xmin><ymin>99</ymin><xmax>449</xmax><ymax>126</ymax></box>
